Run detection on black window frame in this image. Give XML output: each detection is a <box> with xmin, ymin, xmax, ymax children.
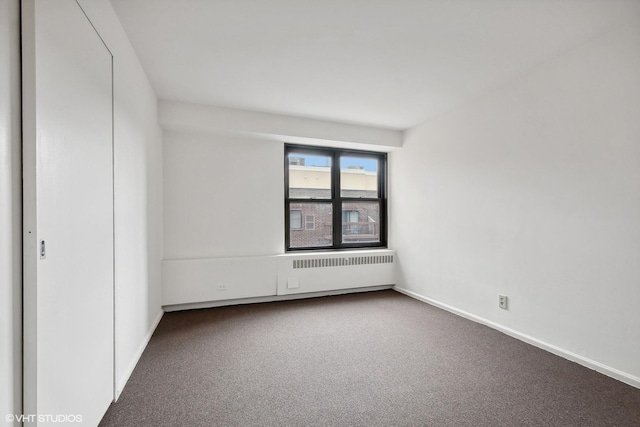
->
<box><xmin>285</xmin><ymin>144</ymin><xmax>387</xmax><ymax>251</ymax></box>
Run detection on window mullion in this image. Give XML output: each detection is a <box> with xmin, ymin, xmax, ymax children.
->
<box><xmin>332</xmin><ymin>151</ymin><xmax>341</xmax><ymax>248</ymax></box>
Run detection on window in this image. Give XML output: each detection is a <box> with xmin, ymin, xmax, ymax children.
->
<box><xmin>290</xmin><ymin>210</ymin><xmax>302</xmax><ymax>230</ymax></box>
<box><xmin>305</xmin><ymin>215</ymin><xmax>316</xmax><ymax>230</ymax></box>
<box><xmin>285</xmin><ymin>144</ymin><xmax>387</xmax><ymax>251</ymax></box>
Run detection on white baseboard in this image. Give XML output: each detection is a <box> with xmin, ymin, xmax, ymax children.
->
<box><xmin>163</xmin><ymin>285</ymin><xmax>393</xmax><ymax>312</ymax></box>
<box><xmin>115</xmin><ymin>309</ymin><xmax>164</xmax><ymax>400</ymax></box>
<box><xmin>394</xmin><ymin>286</ymin><xmax>640</xmax><ymax>390</ymax></box>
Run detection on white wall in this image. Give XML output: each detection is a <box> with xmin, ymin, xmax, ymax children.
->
<box><xmin>76</xmin><ymin>0</ymin><xmax>163</xmax><ymax>396</ymax></box>
<box><xmin>162</xmin><ymin>103</ymin><xmax>401</xmax><ymax>263</ymax></box>
<box><xmin>162</xmin><ymin>105</ymin><xmax>401</xmax><ymax>305</ymax></box>
<box><xmin>162</xmin><ymin>130</ymin><xmax>284</xmax><ymax>306</ymax></box>
<box><xmin>163</xmin><ymin>130</ymin><xmax>283</xmax><ymax>260</ymax></box>
<box><xmin>0</xmin><ymin>0</ymin><xmax>22</xmax><ymax>423</ymax></box>
<box><xmin>391</xmin><ymin>21</ymin><xmax>640</xmax><ymax>386</ymax></box>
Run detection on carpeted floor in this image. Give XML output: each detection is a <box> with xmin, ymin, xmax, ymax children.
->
<box><xmin>99</xmin><ymin>290</ymin><xmax>640</xmax><ymax>426</ymax></box>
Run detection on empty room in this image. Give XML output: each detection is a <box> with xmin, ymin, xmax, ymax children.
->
<box><xmin>1</xmin><ymin>0</ymin><xmax>640</xmax><ymax>425</ymax></box>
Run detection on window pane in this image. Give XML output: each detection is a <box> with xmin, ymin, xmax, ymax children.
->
<box><xmin>288</xmin><ymin>154</ymin><xmax>331</xmax><ymax>199</ymax></box>
<box><xmin>289</xmin><ymin>203</ymin><xmax>333</xmax><ymax>248</ymax></box>
<box><xmin>341</xmin><ymin>202</ymin><xmax>380</xmax><ymax>244</ymax></box>
<box><xmin>340</xmin><ymin>156</ymin><xmax>378</xmax><ymax>198</ymax></box>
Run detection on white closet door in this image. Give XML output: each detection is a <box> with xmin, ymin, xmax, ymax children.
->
<box><xmin>23</xmin><ymin>0</ymin><xmax>114</xmax><ymax>425</ymax></box>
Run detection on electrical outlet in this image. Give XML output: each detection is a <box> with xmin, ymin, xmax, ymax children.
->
<box><xmin>216</xmin><ymin>284</ymin><xmax>227</xmax><ymax>291</ymax></box>
<box><xmin>498</xmin><ymin>294</ymin><xmax>508</xmax><ymax>310</ymax></box>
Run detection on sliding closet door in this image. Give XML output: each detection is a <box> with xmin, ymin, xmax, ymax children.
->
<box><xmin>23</xmin><ymin>0</ymin><xmax>114</xmax><ymax>425</ymax></box>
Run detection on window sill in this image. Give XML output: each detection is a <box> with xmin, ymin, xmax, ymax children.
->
<box><xmin>278</xmin><ymin>248</ymin><xmax>395</xmax><ymax>258</ymax></box>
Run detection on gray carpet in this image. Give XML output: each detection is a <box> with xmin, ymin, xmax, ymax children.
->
<box><xmin>100</xmin><ymin>290</ymin><xmax>640</xmax><ymax>426</ymax></box>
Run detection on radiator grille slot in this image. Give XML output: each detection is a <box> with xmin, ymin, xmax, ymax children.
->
<box><xmin>293</xmin><ymin>255</ymin><xmax>393</xmax><ymax>269</ymax></box>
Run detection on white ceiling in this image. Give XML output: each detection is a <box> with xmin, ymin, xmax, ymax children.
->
<box><xmin>110</xmin><ymin>0</ymin><xmax>640</xmax><ymax>130</ymax></box>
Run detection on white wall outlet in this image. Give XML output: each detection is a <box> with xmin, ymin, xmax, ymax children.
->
<box><xmin>498</xmin><ymin>294</ymin><xmax>508</xmax><ymax>310</ymax></box>
<box><xmin>216</xmin><ymin>284</ymin><xmax>227</xmax><ymax>291</ymax></box>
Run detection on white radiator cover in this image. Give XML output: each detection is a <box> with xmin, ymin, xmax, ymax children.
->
<box><xmin>162</xmin><ymin>249</ymin><xmax>396</xmax><ymax>306</ymax></box>
<box><xmin>162</xmin><ymin>256</ymin><xmax>278</xmax><ymax>305</ymax></box>
<box><xmin>276</xmin><ymin>249</ymin><xmax>396</xmax><ymax>296</ymax></box>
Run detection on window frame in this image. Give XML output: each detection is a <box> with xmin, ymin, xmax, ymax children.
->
<box><xmin>285</xmin><ymin>144</ymin><xmax>387</xmax><ymax>251</ymax></box>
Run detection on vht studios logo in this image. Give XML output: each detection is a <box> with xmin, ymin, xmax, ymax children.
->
<box><xmin>6</xmin><ymin>414</ymin><xmax>83</xmax><ymax>423</ymax></box>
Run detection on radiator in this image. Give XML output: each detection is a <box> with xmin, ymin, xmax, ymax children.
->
<box><xmin>162</xmin><ymin>250</ymin><xmax>397</xmax><ymax>307</ymax></box>
<box><xmin>276</xmin><ymin>249</ymin><xmax>396</xmax><ymax>296</ymax></box>
<box><xmin>292</xmin><ymin>254</ymin><xmax>394</xmax><ymax>269</ymax></box>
